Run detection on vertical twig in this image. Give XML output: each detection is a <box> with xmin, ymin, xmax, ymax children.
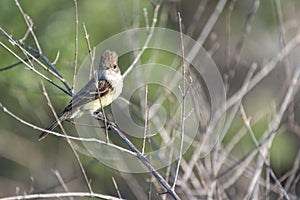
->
<box><xmin>172</xmin><ymin>12</ymin><xmax>186</xmax><ymax>190</ymax></box>
<box><xmin>89</xmin><ymin>47</ymin><xmax>96</xmax><ymax>79</ymax></box>
<box><xmin>15</xmin><ymin>0</ymin><xmax>42</xmax><ymax>53</ymax></box>
<box><xmin>82</xmin><ymin>24</ymin><xmax>97</xmax><ymax>81</ymax></box>
<box><xmin>141</xmin><ymin>5</ymin><xmax>150</xmax><ymax>156</ymax></box>
<box><xmin>72</xmin><ymin>0</ymin><xmax>79</xmax><ymax>93</ymax></box>
<box><xmin>97</xmin><ymin>84</ymin><xmax>110</xmax><ymax>143</ymax></box>
<box><xmin>142</xmin><ymin>85</ymin><xmax>149</xmax><ymax>154</ymax></box>
<box><xmin>143</xmin><ymin>8</ymin><xmax>150</xmax><ymax>32</ymax></box>
<box><xmin>163</xmin><ymin>128</ymin><xmax>175</xmax><ymax>200</ymax></box>
<box><xmin>266</xmin><ymin>155</ymin><xmax>271</xmax><ymax>200</ymax></box>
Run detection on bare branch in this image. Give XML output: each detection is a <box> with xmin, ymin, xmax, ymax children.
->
<box><xmin>172</xmin><ymin>12</ymin><xmax>186</xmax><ymax>190</ymax></box>
<box><xmin>142</xmin><ymin>84</ymin><xmax>149</xmax><ymax>154</ymax></box>
<box><xmin>41</xmin><ymin>83</ymin><xmax>93</xmax><ymax>193</ymax></box>
<box><xmin>0</xmin><ymin>101</ymin><xmax>136</xmax><ymax>156</ymax></box>
<box><xmin>0</xmin><ymin>192</ymin><xmax>123</xmax><ymax>200</ymax></box>
<box><xmin>112</xmin><ymin>177</ymin><xmax>122</xmax><ymax>199</ymax></box>
<box><xmin>122</xmin><ymin>4</ymin><xmax>160</xmax><ymax>78</ymax></box>
<box><xmin>15</xmin><ymin>0</ymin><xmax>42</xmax><ymax>53</ymax></box>
<box><xmin>94</xmin><ymin>113</ymin><xmax>181</xmax><ymax>200</ymax></box>
<box><xmin>0</xmin><ymin>27</ymin><xmax>73</xmax><ymax>96</ymax></box>
<box><xmin>52</xmin><ymin>170</ymin><xmax>74</xmax><ymax>200</ymax></box>
<box><xmin>72</xmin><ymin>0</ymin><xmax>79</xmax><ymax>93</ymax></box>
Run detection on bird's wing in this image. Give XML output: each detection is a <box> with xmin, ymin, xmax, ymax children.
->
<box><xmin>64</xmin><ymin>78</ymin><xmax>112</xmax><ymax>112</ymax></box>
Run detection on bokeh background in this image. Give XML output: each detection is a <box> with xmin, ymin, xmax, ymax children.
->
<box><xmin>0</xmin><ymin>0</ymin><xmax>300</xmax><ymax>199</ymax></box>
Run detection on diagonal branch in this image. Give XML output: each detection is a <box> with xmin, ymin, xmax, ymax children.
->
<box><xmin>95</xmin><ymin>114</ymin><xmax>181</xmax><ymax>200</ymax></box>
<box><xmin>122</xmin><ymin>4</ymin><xmax>160</xmax><ymax>78</ymax></box>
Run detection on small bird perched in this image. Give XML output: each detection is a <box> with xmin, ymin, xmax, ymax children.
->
<box><xmin>39</xmin><ymin>50</ymin><xmax>123</xmax><ymax>141</ymax></box>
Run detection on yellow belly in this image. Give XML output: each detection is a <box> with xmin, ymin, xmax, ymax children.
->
<box><xmin>81</xmin><ymin>93</ymin><xmax>114</xmax><ymax>114</ymax></box>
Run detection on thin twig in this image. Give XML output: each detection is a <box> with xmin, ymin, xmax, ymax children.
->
<box><xmin>290</xmin><ymin>173</ymin><xmax>300</xmax><ymax>195</ymax></box>
<box><xmin>0</xmin><ymin>27</ymin><xmax>73</xmax><ymax>95</ymax></box>
<box><xmin>122</xmin><ymin>4</ymin><xmax>160</xmax><ymax>78</ymax></box>
<box><xmin>207</xmin><ymin>40</ymin><xmax>220</xmax><ymax>56</ymax></box>
<box><xmin>215</xmin><ymin>65</ymin><xmax>300</xmax><ymax>198</ymax></box>
<box><xmin>143</xmin><ymin>8</ymin><xmax>150</xmax><ymax>32</ymax></box>
<box><xmin>95</xmin><ymin>114</ymin><xmax>181</xmax><ymax>200</ymax></box>
<box><xmin>0</xmin><ymin>192</ymin><xmax>123</xmax><ymax>200</ymax></box>
<box><xmin>41</xmin><ymin>83</ymin><xmax>93</xmax><ymax>193</ymax></box>
<box><xmin>183</xmin><ymin>62</ymin><xmax>257</xmax><ymax>184</ymax></box>
<box><xmin>142</xmin><ymin>85</ymin><xmax>149</xmax><ymax>154</ymax></box>
<box><xmin>225</xmin><ymin>0</ymin><xmax>237</xmax><ymax>89</ymax></box>
<box><xmin>0</xmin><ymin>54</ymin><xmax>39</xmax><ymax>71</ymax></box>
<box><xmin>96</xmin><ymin>82</ymin><xmax>110</xmax><ymax>143</ymax></box>
<box><xmin>82</xmin><ymin>24</ymin><xmax>96</xmax><ymax>81</ymax></box>
<box><xmin>266</xmin><ymin>155</ymin><xmax>271</xmax><ymax>200</ymax></box>
<box><xmin>52</xmin><ymin>50</ymin><xmax>60</xmax><ymax>65</ymax></box>
<box><xmin>239</xmin><ymin>104</ymin><xmax>290</xmax><ymax>199</ymax></box>
<box><xmin>245</xmin><ymin>66</ymin><xmax>300</xmax><ymax>200</ymax></box>
<box><xmin>217</xmin><ymin>146</ymin><xmax>282</xmax><ymax>195</ymax></box>
<box><xmin>162</xmin><ymin>0</ymin><xmax>225</xmax><ymax>107</ymax></box>
<box><xmin>119</xmin><ymin>172</ymin><xmax>148</xmax><ymax>199</ymax></box>
<box><xmin>112</xmin><ymin>177</ymin><xmax>122</xmax><ymax>199</ymax></box>
<box><xmin>0</xmin><ymin>41</ymin><xmax>72</xmax><ymax>96</ymax></box>
<box><xmin>226</xmin><ymin>34</ymin><xmax>300</xmax><ymax>110</ymax></box>
<box><xmin>88</xmin><ymin>47</ymin><xmax>96</xmax><ymax>80</ymax></box>
<box><xmin>174</xmin><ymin>7</ymin><xmax>229</xmax><ymax>182</ymax></box>
<box><xmin>0</xmin><ymin>101</ymin><xmax>136</xmax><ymax>155</ymax></box>
<box><xmin>193</xmin><ymin>0</ymin><xmax>227</xmax><ymax>46</ymax></box>
<box><xmin>274</xmin><ymin>0</ymin><xmax>295</xmax><ymax>142</ymax></box>
<box><xmin>221</xmin><ymin>149</ymin><xmax>257</xmax><ymax>190</ymax></box>
<box><xmin>283</xmin><ymin>150</ymin><xmax>300</xmax><ymax>193</ymax></box>
<box><xmin>15</xmin><ymin>0</ymin><xmax>42</xmax><ymax>53</ymax></box>
<box><xmin>217</xmin><ymin>50</ymin><xmax>297</xmax><ymax>176</ymax></box>
<box><xmin>72</xmin><ymin>0</ymin><xmax>79</xmax><ymax>93</ymax></box>
<box><xmin>132</xmin><ymin>0</ymin><xmax>140</xmax><ymax>29</ymax></box>
<box><xmin>172</xmin><ymin>12</ymin><xmax>186</xmax><ymax>191</ymax></box>
<box><xmin>274</xmin><ymin>0</ymin><xmax>291</xmax><ymax>86</ymax></box>
<box><xmin>206</xmin><ymin>63</ymin><xmax>258</xmax><ymax>196</ymax></box>
<box><xmin>82</xmin><ymin>23</ymin><xmax>93</xmax><ymax>55</ymax></box>
<box><xmin>52</xmin><ymin>170</ymin><xmax>74</xmax><ymax>200</ymax></box>
<box><xmin>164</xmin><ymin>128</ymin><xmax>176</xmax><ymax>200</ymax></box>
<box><xmin>186</xmin><ymin>0</ymin><xmax>209</xmax><ymax>37</ymax></box>
<box><xmin>232</xmin><ymin>0</ymin><xmax>260</xmax><ymax>69</ymax></box>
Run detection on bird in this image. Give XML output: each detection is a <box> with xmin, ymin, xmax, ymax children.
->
<box><xmin>39</xmin><ymin>50</ymin><xmax>123</xmax><ymax>141</ymax></box>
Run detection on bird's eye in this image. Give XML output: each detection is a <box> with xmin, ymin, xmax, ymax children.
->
<box><xmin>112</xmin><ymin>64</ymin><xmax>117</xmax><ymax>69</ymax></box>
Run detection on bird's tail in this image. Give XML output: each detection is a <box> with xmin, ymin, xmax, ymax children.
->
<box><xmin>39</xmin><ymin>114</ymin><xmax>65</xmax><ymax>141</ymax></box>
